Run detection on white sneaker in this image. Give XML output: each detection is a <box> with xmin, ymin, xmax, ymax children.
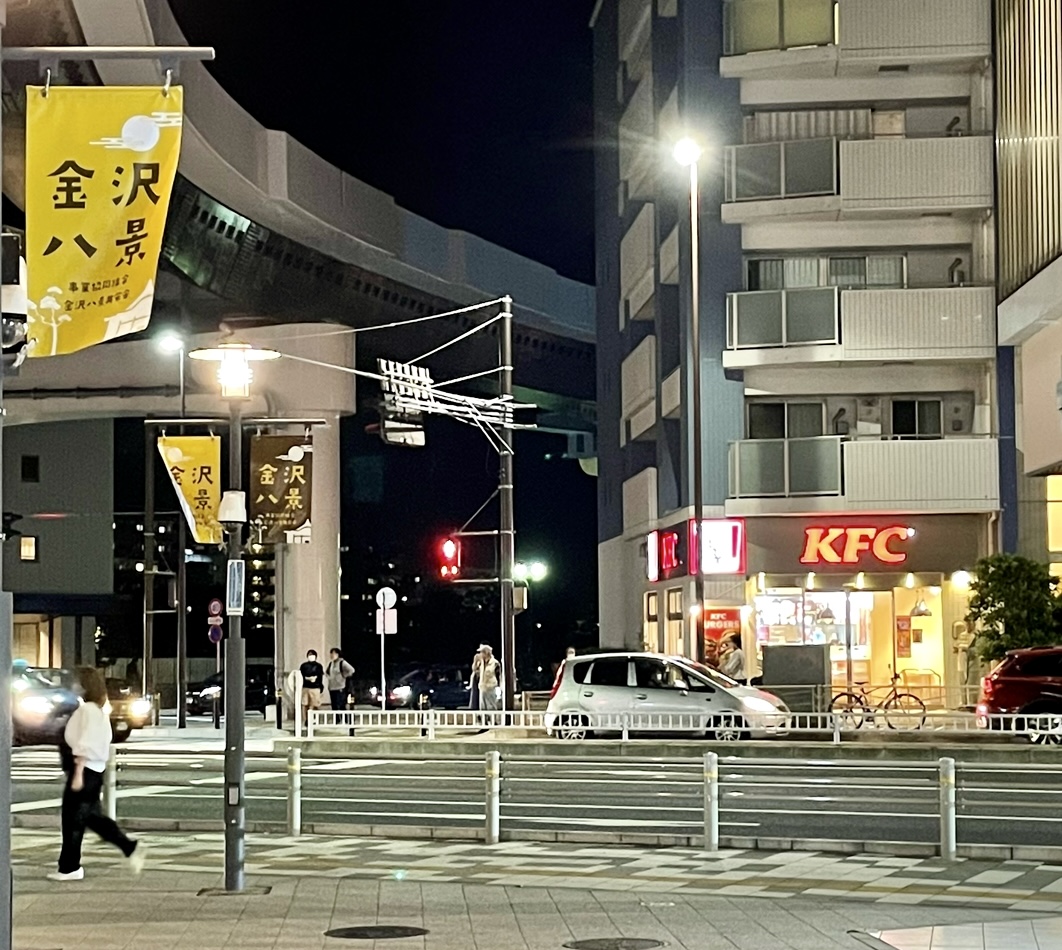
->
<box><xmin>128</xmin><ymin>841</ymin><xmax>146</xmax><ymax>876</ymax></box>
<box><xmin>47</xmin><ymin>868</ymin><xmax>84</xmax><ymax>882</ymax></box>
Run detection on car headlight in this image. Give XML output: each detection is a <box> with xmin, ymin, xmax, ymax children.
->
<box><xmin>130</xmin><ymin>698</ymin><xmax>152</xmax><ymax>718</ymax></box>
<box><xmin>17</xmin><ymin>695</ymin><xmax>54</xmax><ymax>716</ymax></box>
<box><xmin>741</xmin><ymin>696</ymin><xmax>781</xmax><ymax>714</ymax></box>
<box><xmin>391</xmin><ymin>685</ymin><xmax>412</xmax><ymax>701</ymax></box>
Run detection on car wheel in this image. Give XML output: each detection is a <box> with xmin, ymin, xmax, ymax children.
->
<box><xmin>555</xmin><ymin>714</ymin><xmax>591</xmax><ymax>741</ymax></box>
<box><xmin>709</xmin><ymin>714</ymin><xmax>748</xmax><ymax>742</ymax></box>
<box><xmin>1021</xmin><ymin>707</ymin><xmax>1062</xmax><ymax>745</ymax></box>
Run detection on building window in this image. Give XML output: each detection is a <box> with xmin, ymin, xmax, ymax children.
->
<box><xmin>892</xmin><ymin>399</ymin><xmax>942</xmax><ymax>438</ymax></box>
<box><xmin>19</xmin><ymin>536</ymin><xmax>37</xmax><ymax>562</ymax></box>
<box><xmin>748</xmin><ymin>401</ymin><xmax>824</xmax><ymax>439</ymax></box>
<box><xmin>20</xmin><ymin>455</ymin><xmax>39</xmax><ymax>483</ymax></box>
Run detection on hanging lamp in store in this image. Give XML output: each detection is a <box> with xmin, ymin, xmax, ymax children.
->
<box><xmin>911</xmin><ymin>596</ymin><xmax>933</xmax><ymax>618</ymax></box>
<box><xmin>817</xmin><ymin>605</ymin><xmax>836</xmax><ymax>623</ymax></box>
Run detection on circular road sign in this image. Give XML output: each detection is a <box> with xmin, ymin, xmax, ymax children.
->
<box><xmin>208</xmin><ymin>598</ymin><xmax>223</xmax><ymax>617</ymax></box>
<box><xmin>208</xmin><ymin>626</ymin><xmax>223</xmax><ymax>644</ymax></box>
<box><xmin>376</xmin><ymin>587</ymin><xmax>397</xmax><ymax>610</ymax></box>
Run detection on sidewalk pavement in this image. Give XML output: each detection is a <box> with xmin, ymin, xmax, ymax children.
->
<box><xmin>12</xmin><ymin>828</ymin><xmax>1062</xmax><ymax>949</ymax></box>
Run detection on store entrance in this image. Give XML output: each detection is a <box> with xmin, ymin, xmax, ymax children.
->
<box><xmin>753</xmin><ymin>582</ymin><xmax>946</xmax><ymax>691</ymax></box>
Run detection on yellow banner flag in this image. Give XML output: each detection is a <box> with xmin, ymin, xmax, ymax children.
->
<box><xmin>25</xmin><ymin>85</ymin><xmax>183</xmax><ymax>357</ymax></box>
<box><xmin>158</xmin><ymin>436</ymin><xmax>223</xmax><ymax>545</ymax></box>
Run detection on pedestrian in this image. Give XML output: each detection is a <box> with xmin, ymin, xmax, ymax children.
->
<box><xmin>299</xmin><ymin>649</ymin><xmax>325</xmax><ymax>726</ymax></box>
<box><xmin>49</xmin><ymin>667</ymin><xmax>145</xmax><ymax>882</ymax></box>
<box><xmin>719</xmin><ymin>634</ymin><xmax>746</xmax><ymax>681</ymax></box>
<box><xmin>468</xmin><ymin>643</ymin><xmax>487</xmax><ymax>711</ymax></box>
<box><xmin>478</xmin><ymin>645</ymin><xmax>502</xmax><ymax>712</ymax></box>
<box><xmin>325</xmin><ymin>648</ymin><xmax>355</xmax><ymax>712</ymax></box>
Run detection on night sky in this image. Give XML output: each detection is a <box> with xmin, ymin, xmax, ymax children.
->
<box><xmin>152</xmin><ymin>3</ymin><xmax>601</xmax><ymax>677</ymax></box>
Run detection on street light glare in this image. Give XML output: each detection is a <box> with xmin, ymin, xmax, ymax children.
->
<box><xmin>529</xmin><ymin>561</ymin><xmax>548</xmax><ymax>582</ymax></box>
<box><xmin>189</xmin><ymin>341</ymin><xmax>281</xmax><ymax>399</ymax></box>
<box><xmin>157</xmin><ymin>332</ymin><xmax>185</xmax><ymax>353</ymax></box>
<box><xmin>673</xmin><ymin>136</ymin><xmax>702</xmax><ymax>167</ymax></box>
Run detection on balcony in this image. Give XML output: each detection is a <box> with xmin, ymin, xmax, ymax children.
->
<box><xmin>722</xmin><ymin>136</ymin><xmax>993</xmax><ymax>223</ymax></box>
<box><xmin>721</xmin><ymin>0</ymin><xmax>990</xmax><ymax>78</ymax></box>
<box><xmin>727</xmin><ymin>436</ymin><xmax>999</xmax><ymax>515</ymax></box>
<box><xmin>724</xmin><ymin>286</ymin><xmax>996</xmax><ymax>368</ymax></box>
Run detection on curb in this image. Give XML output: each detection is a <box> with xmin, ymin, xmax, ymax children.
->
<box><xmin>13</xmin><ymin>814</ymin><xmax>1062</xmax><ymax>862</ymax></box>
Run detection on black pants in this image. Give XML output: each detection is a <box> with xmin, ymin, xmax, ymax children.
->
<box><xmin>59</xmin><ymin>767</ymin><xmax>135</xmax><ymax>873</ymax></box>
<box><xmin>329</xmin><ymin>689</ymin><xmax>346</xmax><ymax>711</ymax></box>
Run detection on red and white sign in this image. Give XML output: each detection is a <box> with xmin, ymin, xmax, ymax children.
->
<box><xmin>689</xmin><ymin>518</ymin><xmax>746</xmax><ymax>576</ymax></box>
<box><xmin>799</xmin><ymin>524</ymin><xmax>913</xmax><ymax>566</ymax></box>
<box><xmin>703</xmin><ymin>607</ymin><xmax>741</xmax><ymax>637</ymax></box>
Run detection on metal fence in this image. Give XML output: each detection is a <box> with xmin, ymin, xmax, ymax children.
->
<box><xmin>306</xmin><ymin>708</ymin><xmax>1061</xmax><ymax>745</ymax></box>
<box><xmin>92</xmin><ymin>747</ymin><xmax>1062</xmax><ymax>860</ymax></box>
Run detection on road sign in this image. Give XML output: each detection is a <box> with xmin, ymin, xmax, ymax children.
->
<box><xmin>226</xmin><ymin>559</ymin><xmax>245</xmax><ymax>616</ymax></box>
<box><xmin>375</xmin><ymin>608</ymin><xmax>397</xmax><ymax>635</ymax></box>
<box><xmin>208</xmin><ymin>626</ymin><xmax>223</xmax><ymax>644</ymax></box>
<box><xmin>376</xmin><ymin>586</ymin><xmax>397</xmax><ymax>610</ymax></box>
<box><xmin>207</xmin><ymin>615</ymin><xmax>224</xmax><ymax>627</ymax></box>
<box><xmin>208</xmin><ymin>598</ymin><xmax>223</xmax><ymax>617</ymax></box>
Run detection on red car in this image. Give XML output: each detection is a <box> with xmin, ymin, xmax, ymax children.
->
<box><xmin>977</xmin><ymin>646</ymin><xmax>1062</xmax><ymax>744</ymax></box>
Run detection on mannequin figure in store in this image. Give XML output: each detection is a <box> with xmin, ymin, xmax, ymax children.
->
<box><xmin>719</xmin><ymin>634</ymin><xmax>746</xmax><ymax>680</ymax></box>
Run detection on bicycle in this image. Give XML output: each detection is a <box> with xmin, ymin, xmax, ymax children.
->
<box><xmin>828</xmin><ymin>674</ymin><xmax>927</xmax><ymax>731</ymax></box>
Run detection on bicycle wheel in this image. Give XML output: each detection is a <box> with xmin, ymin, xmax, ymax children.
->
<box><xmin>883</xmin><ymin>692</ymin><xmax>926</xmax><ymax>730</ymax></box>
<box><xmin>828</xmin><ymin>692</ymin><xmax>867</xmax><ymax>730</ymax></box>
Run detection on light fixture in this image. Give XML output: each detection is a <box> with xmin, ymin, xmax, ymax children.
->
<box><xmin>904</xmin><ymin>572</ymin><xmax>915</xmax><ymax>589</ymax></box>
<box><xmin>156</xmin><ymin>332</ymin><xmax>185</xmax><ymax>353</ymax></box>
<box><xmin>672</xmin><ymin>136</ymin><xmax>703</xmax><ymax>167</ymax></box>
<box><xmin>529</xmin><ymin>561</ymin><xmax>548</xmax><ymax>582</ymax></box>
<box><xmin>911</xmin><ymin>599</ymin><xmax>932</xmax><ymax>618</ymax></box>
<box><xmin>951</xmin><ymin>570</ymin><xmax>971</xmax><ymax>590</ymax></box>
<box><xmin>188</xmin><ymin>340</ymin><xmax>281</xmax><ymax>399</ymax></box>
<box><xmin>906</xmin><ymin>527</ymin><xmax>916</xmax><ymax>539</ymax></box>
<box><xmin>855</xmin><ymin>572</ymin><xmax>865</xmax><ymax>590</ymax></box>
<box><xmin>688</xmin><ymin>603</ymin><xmax>702</xmax><ymax>618</ymax></box>
<box><xmin>805</xmin><ymin>571</ymin><xmax>816</xmax><ymax>590</ymax></box>
<box><xmin>757</xmin><ymin>571</ymin><xmax>766</xmax><ymax>592</ymax></box>
<box><xmin>817</xmin><ymin>605</ymin><xmax>836</xmax><ymax>623</ymax></box>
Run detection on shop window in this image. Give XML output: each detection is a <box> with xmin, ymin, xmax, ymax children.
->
<box><xmin>892</xmin><ymin>399</ymin><xmax>942</xmax><ymax>438</ymax></box>
<box><xmin>1047</xmin><ymin>477</ymin><xmax>1062</xmax><ymax>553</ymax></box>
<box><xmin>588</xmin><ymin>657</ymin><xmax>630</xmax><ymax>687</ymax></box>
<box><xmin>19</xmin><ymin>536</ymin><xmax>37</xmax><ymax>562</ymax></box>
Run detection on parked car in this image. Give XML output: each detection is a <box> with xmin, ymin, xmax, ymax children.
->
<box><xmin>12</xmin><ymin>666</ymin><xmax>79</xmax><ymax>746</ymax></box>
<box><xmin>544</xmin><ymin>651</ymin><xmax>789</xmax><ymax>741</ymax></box>
<box><xmin>977</xmin><ymin>646</ymin><xmax>1062</xmax><ymax>743</ymax></box>
<box><xmin>186</xmin><ymin>665</ymin><xmax>274</xmax><ymax>716</ymax></box>
<box><xmin>385</xmin><ymin>665</ymin><xmax>474</xmax><ymax>710</ymax></box>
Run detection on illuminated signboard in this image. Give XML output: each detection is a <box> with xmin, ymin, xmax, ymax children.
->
<box><xmin>799</xmin><ymin>525</ymin><xmax>913</xmax><ymax>566</ymax></box>
<box><xmin>647</xmin><ymin>519</ymin><xmax>745</xmax><ymax>580</ymax></box>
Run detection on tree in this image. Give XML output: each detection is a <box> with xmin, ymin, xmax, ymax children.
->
<box><xmin>965</xmin><ymin>554</ymin><xmax>1062</xmax><ymax>662</ymax></box>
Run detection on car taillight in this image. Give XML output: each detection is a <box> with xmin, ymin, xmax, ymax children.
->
<box><xmin>982</xmin><ymin>676</ymin><xmax>994</xmax><ymax>698</ymax></box>
<box><xmin>549</xmin><ymin>662</ymin><xmax>565</xmax><ymax>700</ymax></box>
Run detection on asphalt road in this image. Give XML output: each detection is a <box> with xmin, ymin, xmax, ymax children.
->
<box><xmin>12</xmin><ymin>746</ymin><xmax>1062</xmax><ymax>849</ymax></box>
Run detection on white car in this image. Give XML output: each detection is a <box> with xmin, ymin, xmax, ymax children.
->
<box><xmin>544</xmin><ymin>651</ymin><xmax>789</xmax><ymax>741</ymax></box>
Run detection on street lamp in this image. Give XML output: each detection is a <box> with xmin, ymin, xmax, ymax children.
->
<box><xmin>674</xmin><ymin>136</ymin><xmax>706</xmax><ymax>664</ymax></box>
<box><xmin>187</xmin><ymin>339</ymin><xmax>278</xmax><ymax>893</ymax></box>
<box><xmin>156</xmin><ymin>332</ymin><xmax>188</xmax><ymax>728</ymax></box>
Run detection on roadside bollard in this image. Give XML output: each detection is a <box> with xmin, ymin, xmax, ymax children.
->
<box><xmin>102</xmin><ymin>745</ymin><xmax>118</xmax><ymax>821</ymax></box>
<box><xmin>419</xmin><ymin>694</ymin><xmax>431</xmax><ymax>738</ymax></box>
<box><xmin>485</xmin><ymin>750</ymin><xmax>501</xmax><ymax>845</ymax></box>
<box><xmin>832</xmin><ymin>712</ymin><xmax>841</xmax><ymax>745</ymax></box>
<box><xmin>287</xmin><ymin>746</ymin><xmax>302</xmax><ymax>837</ymax></box>
<box><xmin>703</xmin><ymin>751</ymin><xmax>719</xmax><ymax>852</ymax></box>
<box><xmin>938</xmin><ymin>756</ymin><xmax>957</xmax><ymax>861</ymax></box>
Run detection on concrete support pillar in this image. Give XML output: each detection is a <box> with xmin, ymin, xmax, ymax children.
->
<box><xmin>282</xmin><ymin>415</ymin><xmax>341</xmax><ymax>672</ymax></box>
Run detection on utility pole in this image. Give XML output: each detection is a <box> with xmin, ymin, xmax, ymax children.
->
<box><xmin>143</xmin><ymin>430</ymin><xmax>155</xmax><ymax>697</ymax></box>
<box><xmin>499</xmin><ymin>297</ymin><xmax>516</xmax><ymax>710</ymax></box>
<box><xmin>176</xmin><ymin>349</ymin><xmax>188</xmax><ymax>727</ymax></box>
<box><xmin>687</xmin><ymin>158</ymin><xmax>706</xmax><ymax>665</ymax></box>
<box><xmin>224</xmin><ymin>400</ymin><xmax>246</xmax><ymax>891</ymax></box>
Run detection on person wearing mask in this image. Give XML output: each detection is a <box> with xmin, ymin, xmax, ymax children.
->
<box><xmin>50</xmin><ymin>667</ymin><xmax>144</xmax><ymax>881</ymax></box>
<box><xmin>325</xmin><ymin>648</ymin><xmax>355</xmax><ymax>712</ymax></box>
<box><xmin>478</xmin><ymin>645</ymin><xmax>502</xmax><ymax>712</ymax></box>
<box><xmin>719</xmin><ymin>634</ymin><xmax>746</xmax><ymax>681</ymax></box>
<box><xmin>299</xmin><ymin>649</ymin><xmax>325</xmax><ymax>726</ymax></box>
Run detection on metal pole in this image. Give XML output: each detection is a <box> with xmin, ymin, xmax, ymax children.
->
<box><xmin>274</xmin><ymin>542</ymin><xmax>285</xmax><ymax>729</ymax></box>
<box><xmin>499</xmin><ymin>297</ymin><xmax>516</xmax><ymax>710</ymax></box>
<box><xmin>939</xmin><ymin>756</ymin><xmax>957</xmax><ymax>861</ymax></box>
<box><xmin>176</xmin><ymin>347</ymin><xmax>188</xmax><ymax>728</ymax></box>
<box><xmin>143</xmin><ymin>430</ymin><xmax>156</xmax><ymax>698</ymax></box>
<box><xmin>703</xmin><ymin>751</ymin><xmax>719</xmax><ymax>851</ymax></box>
<box><xmin>213</xmin><ymin>639</ymin><xmax>221</xmax><ymax>729</ymax></box>
<box><xmin>0</xmin><ymin>10</ymin><xmax>13</xmax><ymax>946</ymax></box>
<box><xmin>689</xmin><ymin>161</ymin><xmax>706</xmax><ymax>665</ymax></box>
<box><xmin>286</xmin><ymin>746</ymin><xmax>302</xmax><ymax>836</ymax></box>
<box><xmin>485</xmin><ymin>750</ymin><xmax>501</xmax><ymax>844</ymax></box>
<box><xmin>224</xmin><ymin>401</ymin><xmax>246</xmax><ymax>892</ymax></box>
<box><xmin>379</xmin><ymin>625</ymin><xmax>386</xmax><ymax>717</ymax></box>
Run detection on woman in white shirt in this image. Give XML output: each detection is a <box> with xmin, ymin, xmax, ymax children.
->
<box><xmin>49</xmin><ymin>667</ymin><xmax>145</xmax><ymax>881</ymax></box>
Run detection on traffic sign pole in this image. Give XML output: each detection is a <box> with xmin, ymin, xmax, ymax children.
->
<box><xmin>376</xmin><ymin>588</ymin><xmax>397</xmax><ymax>711</ymax></box>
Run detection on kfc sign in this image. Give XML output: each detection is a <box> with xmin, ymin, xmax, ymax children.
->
<box><xmin>647</xmin><ymin>518</ymin><xmax>745</xmax><ymax>581</ymax></box>
<box><xmin>799</xmin><ymin>525</ymin><xmax>913</xmax><ymax>566</ymax></box>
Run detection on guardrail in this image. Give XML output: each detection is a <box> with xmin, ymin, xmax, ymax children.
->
<box><xmin>308</xmin><ymin>708</ymin><xmax>1060</xmax><ymax>744</ymax></box>
<box><xmin>88</xmin><ymin>747</ymin><xmax>1062</xmax><ymax>860</ymax></box>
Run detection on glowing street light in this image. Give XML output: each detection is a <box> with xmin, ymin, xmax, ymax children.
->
<box><xmin>672</xmin><ymin>136</ymin><xmax>703</xmax><ymax>167</ymax></box>
<box><xmin>188</xmin><ymin>341</ymin><xmax>280</xmax><ymax>399</ymax></box>
<box><xmin>513</xmin><ymin>561</ymin><xmax>548</xmax><ymax>583</ymax></box>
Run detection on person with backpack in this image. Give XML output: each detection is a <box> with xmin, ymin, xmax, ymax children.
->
<box><xmin>325</xmin><ymin>648</ymin><xmax>355</xmax><ymax>712</ymax></box>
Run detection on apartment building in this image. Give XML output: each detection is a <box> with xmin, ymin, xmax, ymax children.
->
<box><xmin>593</xmin><ymin>0</ymin><xmax>1005</xmax><ymax>692</ymax></box>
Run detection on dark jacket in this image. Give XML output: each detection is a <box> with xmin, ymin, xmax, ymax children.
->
<box><xmin>299</xmin><ymin>660</ymin><xmax>325</xmax><ymax>691</ymax></box>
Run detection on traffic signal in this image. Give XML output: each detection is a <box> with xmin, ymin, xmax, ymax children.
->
<box><xmin>439</xmin><ymin>537</ymin><xmax>461</xmax><ymax>579</ymax></box>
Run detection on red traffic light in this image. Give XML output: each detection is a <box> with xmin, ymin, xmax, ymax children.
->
<box><xmin>439</xmin><ymin>536</ymin><xmax>461</xmax><ymax>578</ymax></box>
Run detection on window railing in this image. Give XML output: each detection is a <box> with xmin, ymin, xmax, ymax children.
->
<box><xmin>724</xmin><ymin>138</ymin><xmax>838</xmax><ymax>203</ymax></box>
<box><xmin>729</xmin><ymin>436</ymin><xmax>843</xmax><ymax>498</ymax></box>
<box><xmin>723</xmin><ymin>0</ymin><xmax>837</xmax><ymax>56</ymax></box>
<box><xmin>727</xmin><ymin>287</ymin><xmax>839</xmax><ymax>349</ymax></box>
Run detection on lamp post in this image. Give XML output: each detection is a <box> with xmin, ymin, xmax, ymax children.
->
<box><xmin>157</xmin><ymin>332</ymin><xmax>188</xmax><ymax>727</ymax></box>
<box><xmin>188</xmin><ymin>340</ymin><xmax>279</xmax><ymax>892</ymax></box>
<box><xmin>674</xmin><ymin>137</ymin><xmax>706</xmax><ymax>664</ymax></box>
